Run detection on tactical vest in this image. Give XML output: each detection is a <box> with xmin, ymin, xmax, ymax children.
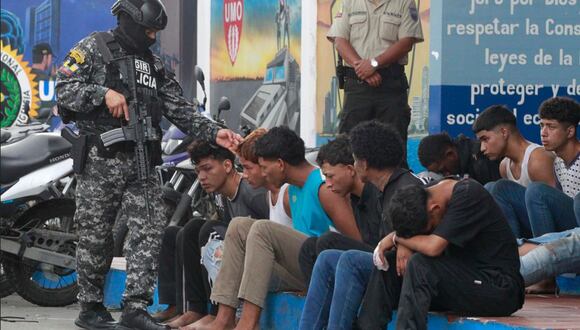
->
<box><xmin>59</xmin><ymin>31</ymin><xmax>164</xmax><ymax>129</ymax></box>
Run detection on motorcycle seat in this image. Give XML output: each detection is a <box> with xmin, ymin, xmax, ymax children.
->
<box><xmin>1</xmin><ymin>134</ymin><xmax>72</xmax><ymax>185</ymax></box>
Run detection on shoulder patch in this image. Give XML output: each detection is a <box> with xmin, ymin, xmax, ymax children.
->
<box><xmin>69</xmin><ymin>49</ymin><xmax>86</xmax><ymax>65</ymax></box>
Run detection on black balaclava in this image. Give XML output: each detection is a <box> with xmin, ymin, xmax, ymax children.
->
<box><xmin>113</xmin><ymin>12</ymin><xmax>155</xmax><ymax>55</ymax></box>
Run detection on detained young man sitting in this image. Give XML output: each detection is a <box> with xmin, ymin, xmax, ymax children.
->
<box><xmin>298</xmin><ymin>134</ymin><xmax>382</xmax><ymax>283</ymax></box>
<box><xmin>417</xmin><ymin>132</ymin><xmax>501</xmax><ymax>185</ymax></box>
<box><xmin>298</xmin><ymin>121</ymin><xmax>424</xmax><ymax>330</ymax></box>
<box><xmin>357</xmin><ymin>179</ymin><xmax>524</xmax><ymax>329</ymax></box>
<box><xmin>155</xmin><ymin>141</ymin><xmax>269</xmax><ymax>328</ymax></box>
<box><xmin>182</xmin><ymin>128</ymin><xmax>294</xmax><ymax>329</ymax></box>
<box><xmin>473</xmin><ymin>105</ymin><xmax>556</xmax><ymax>238</ymax></box>
<box><xmin>203</xmin><ymin>126</ymin><xmax>361</xmax><ymax>330</ymax></box>
<box><xmin>521</xmin><ymin>97</ymin><xmax>580</xmax><ymax>237</ymax></box>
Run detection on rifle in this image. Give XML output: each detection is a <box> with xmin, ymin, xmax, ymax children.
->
<box><xmin>100</xmin><ymin>55</ymin><xmax>159</xmax><ymax>221</ymax></box>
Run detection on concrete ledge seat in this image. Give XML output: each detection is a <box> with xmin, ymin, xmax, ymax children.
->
<box><xmin>103</xmin><ymin>258</ymin><xmax>579</xmax><ymax>329</ymax></box>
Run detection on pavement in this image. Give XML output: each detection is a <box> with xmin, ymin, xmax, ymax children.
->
<box><xmin>1</xmin><ymin>294</ymin><xmax>122</xmax><ymax>330</ymax></box>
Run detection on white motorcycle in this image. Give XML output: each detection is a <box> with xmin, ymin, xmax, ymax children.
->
<box><xmin>0</xmin><ymin>132</ymin><xmax>78</xmax><ymax>306</ymax></box>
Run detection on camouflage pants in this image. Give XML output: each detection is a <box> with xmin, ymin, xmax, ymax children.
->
<box><xmin>75</xmin><ymin>146</ymin><xmax>167</xmax><ymax>311</ymax></box>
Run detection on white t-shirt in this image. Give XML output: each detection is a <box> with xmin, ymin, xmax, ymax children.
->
<box><xmin>554</xmin><ymin>152</ymin><xmax>580</xmax><ymax>198</ymax></box>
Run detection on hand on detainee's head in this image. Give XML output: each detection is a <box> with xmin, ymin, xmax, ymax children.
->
<box><xmin>237</xmin><ymin>128</ymin><xmax>268</xmax><ymax>189</ymax></box>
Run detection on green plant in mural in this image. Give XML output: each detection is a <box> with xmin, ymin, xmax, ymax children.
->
<box><xmin>1</xmin><ymin>65</ymin><xmax>22</xmax><ymax>127</ymax></box>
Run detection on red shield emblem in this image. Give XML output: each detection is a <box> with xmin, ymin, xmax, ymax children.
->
<box><xmin>223</xmin><ymin>0</ymin><xmax>244</xmax><ymax>65</ymax></box>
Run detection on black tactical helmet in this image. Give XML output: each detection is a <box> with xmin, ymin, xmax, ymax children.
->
<box><xmin>111</xmin><ymin>0</ymin><xmax>167</xmax><ymax>30</ymax></box>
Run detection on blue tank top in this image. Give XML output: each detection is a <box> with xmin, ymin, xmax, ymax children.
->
<box><xmin>288</xmin><ymin>168</ymin><xmax>334</xmax><ymax>237</ymax></box>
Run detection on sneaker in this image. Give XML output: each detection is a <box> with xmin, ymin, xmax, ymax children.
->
<box><xmin>118</xmin><ymin>309</ymin><xmax>170</xmax><ymax>330</ymax></box>
<box><xmin>74</xmin><ymin>302</ymin><xmax>117</xmax><ymax>329</ymax></box>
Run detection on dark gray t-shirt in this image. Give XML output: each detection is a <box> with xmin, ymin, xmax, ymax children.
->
<box><xmin>221</xmin><ymin>178</ymin><xmax>269</xmax><ymax>223</ymax></box>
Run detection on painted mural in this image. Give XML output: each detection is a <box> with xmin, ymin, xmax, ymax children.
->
<box><xmin>1</xmin><ymin>0</ymin><xmax>116</xmax><ymax>127</ymax></box>
<box><xmin>210</xmin><ymin>0</ymin><xmax>302</xmax><ymax>134</ymax></box>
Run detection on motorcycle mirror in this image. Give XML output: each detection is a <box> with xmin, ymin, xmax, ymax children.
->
<box><xmin>217</xmin><ymin>97</ymin><xmax>231</xmax><ymax>112</ymax></box>
<box><xmin>194</xmin><ymin>65</ymin><xmax>207</xmax><ymax>108</ymax></box>
<box><xmin>194</xmin><ymin>65</ymin><xmax>205</xmax><ymax>90</ymax></box>
<box><xmin>217</xmin><ymin>97</ymin><xmax>231</xmax><ymax>119</ymax></box>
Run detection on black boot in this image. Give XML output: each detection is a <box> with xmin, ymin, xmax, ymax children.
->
<box><xmin>75</xmin><ymin>302</ymin><xmax>117</xmax><ymax>329</ymax></box>
<box><xmin>117</xmin><ymin>309</ymin><xmax>170</xmax><ymax>330</ymax></box>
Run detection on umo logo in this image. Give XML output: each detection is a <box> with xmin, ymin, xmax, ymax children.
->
<box><xmin>224</xmin><ymin>0</ymin><xmax>243</xmax><ymax>65</ymax></box>
<box><xmin>1</xmin><ymin>42</ymin><xmax>39</xmax><ymax>127</ymax></box>
<box><xmin>134</xmin><ymin>59</ymin><xmax>156</xmax><ymax>89</ymax></box>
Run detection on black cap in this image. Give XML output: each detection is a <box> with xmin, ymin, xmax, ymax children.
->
<box><xmin>32</xmin><ymin>43</ymin><xmax>53</xmax><ymax>56</ymax></box>
<box><xmin>32</xmin><ymin>43</ymin><xmax>53</xmax><ymax>63</ymax></box>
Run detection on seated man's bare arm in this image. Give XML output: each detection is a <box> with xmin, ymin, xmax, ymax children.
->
<box><xmin>528</xmin><ymin>148</ymin><xmax>556</xmax><ymax>187</ymax></box>
<box><xmin>319</xmin><ymin>186</ymin><xmax>362</xmax><ymax>241</ymax></box>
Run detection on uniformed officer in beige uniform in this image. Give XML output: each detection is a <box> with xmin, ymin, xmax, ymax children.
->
<box><xmin>328</xmin><ymin>0</ymin><xmax>423</xmax><ymax>166</ymax></box>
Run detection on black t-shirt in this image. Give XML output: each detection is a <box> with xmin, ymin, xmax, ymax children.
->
<box><xmin>433</xmin><ymin>179</ymin><xmax>521</xmax><ymax>279</ymax></box>
<box><xmin>455</xmin><ymin>135</ymin><xmax>501</xmax><ymax>185</ymax></box>
<box><xmin>379</xmin><ymin>168</ymin><xmax>424</xmax><ymax>236</ymax></box>
<box><xmin>219</xmin><ymin>178</ymin><xmax>269</xmax><ymax>223</ymax></box>
<box><xmin>350</xmin><ymin>183</ymin><xmax>382</xmax><ymax>246</ymax></box>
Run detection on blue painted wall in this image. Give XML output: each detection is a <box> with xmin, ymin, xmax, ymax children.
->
<box><xmin>429</xmin><ymin>0</ymin><xmax>580</xmax><ymax>142</ymax></box>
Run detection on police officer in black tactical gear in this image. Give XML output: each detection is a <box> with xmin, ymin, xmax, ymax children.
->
<box><xmin>55</xmin><ymin>1</ymin><xmax>241</xmax><ymax>329</ymax></box>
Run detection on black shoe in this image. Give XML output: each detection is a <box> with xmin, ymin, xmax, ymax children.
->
<box><xmin>118</xmin><ymin>309</ymin><xmax>170</xmax><ymax>330</ymax></box>
<box><xmin>75</xmin><ymin>302</ymin><xmax>117</xmax><ymax>329</ymax></box>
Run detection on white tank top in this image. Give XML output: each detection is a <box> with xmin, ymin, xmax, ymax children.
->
<box><xmin>505</xmin><ymin>143</ymin><xmax>541</xmax><ymax>187</ymax></box>
<box><xmin>268</xmin><ymin>184</ymin><xmax>292</xmax><ymax>227</ymax></box>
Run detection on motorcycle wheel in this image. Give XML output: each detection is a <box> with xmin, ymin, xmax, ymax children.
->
<box><xmin>11</xmin><ymin>199</ymin><xmax>79</xmax><ymax>307</ymax></box>
<box><xmin>0</xmin><ymin>253</ymin><xmax>17</xmax><ymax>298</ymax></box>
